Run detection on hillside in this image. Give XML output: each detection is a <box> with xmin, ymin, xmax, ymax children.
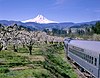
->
<box><xmin>0</xmin><ymin>19</ymin><xmax>99</xmax><ymax>30</ymax></box>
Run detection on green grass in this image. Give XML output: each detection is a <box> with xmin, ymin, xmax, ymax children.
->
<box><xmin>0</xmin><ymin>44</ymin><xmax>77</xmax><ymax>78</ymax></box>
<box><xmin>0</xmin><ymin>69</ymin><xmax>52</xmax><ymax>78</ymax></box>
<box><xmin>42</xmin><ymin>44</ymin><xmax>77</xmax><ymax>78</ymax></box>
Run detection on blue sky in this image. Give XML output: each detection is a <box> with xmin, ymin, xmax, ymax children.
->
<box><xmin>0</xmin><ymin>0</ymin><xmax>100</xmax><ymax>23</ymax></box>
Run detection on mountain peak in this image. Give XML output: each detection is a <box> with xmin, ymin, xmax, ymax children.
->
<box><xmin>22</xmin><ymin>15</ymin><xmax>58</xmax><ymax>24</ymax></box>
<box><xmin>37</xmin><ymin>14</ymin><xmax>43</xmax><ymax>17</ymax></box>
<box><xmin>35</xmin><ymin>15</ymin><xmax>46</xmax><ymax>21</ymax></box>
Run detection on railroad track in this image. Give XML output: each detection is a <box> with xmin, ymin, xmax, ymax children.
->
<box><xmin>65</xmin><ymin>57</ymin><xmax>88</xmax><ymax>78</ymax></box>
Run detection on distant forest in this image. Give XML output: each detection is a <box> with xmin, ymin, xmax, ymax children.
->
<box><xmin>43</xmin><ymin>21</ymin><xmax>100</xmax><ymax>39</ymax></box>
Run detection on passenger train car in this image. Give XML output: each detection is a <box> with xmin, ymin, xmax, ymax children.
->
<box><xmin>64</xmin><ymin>39</ymin><xmax>100</xmax><ymax>78</ymax></box>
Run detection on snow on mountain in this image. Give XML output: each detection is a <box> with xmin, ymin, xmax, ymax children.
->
<box><xmin>22</xmin><ymin>15</ymin><xmax>58</xmax><ymax>24</ymax></box>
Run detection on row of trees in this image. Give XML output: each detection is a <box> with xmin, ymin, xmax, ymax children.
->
<box><xmin>43</xmin><ymin>27</ymin><xmax>92</xmax><ymax>37</ymax></box>
<box><xmin>43</xmin><ymin>28</ymin><xmax>67</xmax><ymax>37</ymax></box>
<box><xmin>0</xmin><ymin>24</ymin><xmax>64</xmax><ymax>55</ymax></box>
<box><xmin>92</xmin><ymin>21</ymin><xmax>100</xmax><ymax>34</ymax></box>
<box><xmin>43</xmin><ymin>22</ymin><xmax>100</xmax><ymax>40</ymax></box>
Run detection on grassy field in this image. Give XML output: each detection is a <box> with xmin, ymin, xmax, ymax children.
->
<box><xmin>0</xmin><ymin>43</ymin><xmax>77</xmax><ymax>78</ymax></box>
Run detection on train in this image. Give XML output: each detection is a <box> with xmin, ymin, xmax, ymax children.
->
<box><xmin>64</xmin><ymin>39</ymin><xmax>100</xmax><ymax>78</ymax></box>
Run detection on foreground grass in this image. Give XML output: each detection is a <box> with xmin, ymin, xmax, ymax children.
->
<box><xmin>42</xmin><ymin>44</ymin><xmax>77</xmax><ymax>78</ymax></box>
<box><xmin>0</xmin><ymin>44</ymin><xmax>77</xmax><ymax>78</ymax></box>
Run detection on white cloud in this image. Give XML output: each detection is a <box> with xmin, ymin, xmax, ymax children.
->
<box><xmin>55</xmin><ymin>0</ymin><xmax>65</xmax><ymax>5</ymax></box>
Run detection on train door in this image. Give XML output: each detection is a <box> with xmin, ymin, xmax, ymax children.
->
<box><xmin>99</xmin><ymin>54</ymin><xmax>100</xmax><ymax>78</ymax></box>
<box><xmin>64</xmin><ymin>43</ymin><xmax>68</xmax><ymax>56</ymax></box>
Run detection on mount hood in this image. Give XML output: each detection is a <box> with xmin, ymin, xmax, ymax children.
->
<box><xmin>22</xmin><ymin>15</ymin><xmax>58</xmax><ymax>24</ymax></box>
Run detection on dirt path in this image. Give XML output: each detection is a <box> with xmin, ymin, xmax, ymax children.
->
<box><xmin>9</xmin><ymin>66</ymin><xmax>31</xmax><ymax>71</ymax></box>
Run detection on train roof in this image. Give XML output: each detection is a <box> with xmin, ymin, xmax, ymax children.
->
<box><xmin>67</xmin><ymin>40</ymin><xmax>100</xmax><ymax>53</ymax></box>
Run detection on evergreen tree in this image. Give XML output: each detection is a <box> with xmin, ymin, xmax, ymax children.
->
<box><xmin>68</xmin><ymin>28</ymin><xmax>72</xmax><ymax>34</ymax></box>
<box><xmin>92</xmin><ymin>21</ymin><xmax>100</xmax><ymax>34</ymax></box>
<box><xmin>95</xmin><ymin>22</ymin><xmax>100</xmax><ymax>34</ymax></box>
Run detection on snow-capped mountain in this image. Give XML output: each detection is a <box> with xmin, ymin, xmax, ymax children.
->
<box><xmin>22</xmin><ymin>15</ymin><xmax>58</xmax><ymax>24</ymax></box>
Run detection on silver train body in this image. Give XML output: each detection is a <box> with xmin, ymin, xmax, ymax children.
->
<box><xmin>64</xmin><ymin>39</ymin><xmax>100</xmax><ymax>78</ymax></box>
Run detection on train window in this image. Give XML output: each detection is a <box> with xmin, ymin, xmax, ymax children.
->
<box><xmin>99</xmin><ymin>55</ymin><xmax>100</xmax><ymax>67</ymax></box>
<box><xmin>91</xmin><ymin>57</ymin><xmax>93</xmax><ymax>64</ymax></box>
<box><xmin>95</xmin><ymin>58</ymin><xmax>97</xmax><ymax>66</ymax></box>
<box><xmin>87</xmin><ymin>55</ymin><xmax>89</xmax><ymax>62</ymax></box>
<box><xmin>85</xmin><ymin>54</ymin><xmax>87</xmax><ymax>60</ymax></box>
<box><xmin>89</xmin><ymin>56</ymin><xmax>90</xmax><ymax>63</ymax></box>
<box><xmin>83</xmin><ymin>54</ymin><xmax>85</xmax><ymax>59</ymax></box>
<box><xmin>90</xmin><ymin>56</ymin><xmax>92</xmax><ymax>63</ymax></box>
<box><xmin>68</xmin><ymin>48</ymin><xmax>96</xmax><ymax>65</ymax></box>
<box><xmin>86</xmin><ymin>55</ymin><xmax>88</xmax><ymax>62</ymax></box>
<box><xmin>81</xmin><ymin>53</ymin><xmax>84</xmax><ymax>59</ymax></box>
<box><xmin>68</xmin><ymin>47</ymin><xmax>97</xmax><ymax>65</ymax></box>
<box><xmin>84</xmin><ymin>54</ymin><xmax>86</xmax><ymax>60</ymax></box>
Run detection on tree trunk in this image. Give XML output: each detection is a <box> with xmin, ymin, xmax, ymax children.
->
<box><xmin>29</xmin><ymin>46</ymin><xmax>32</xmax><ymax>55</ymax></box>
<box><xmin>13</xmin><ymin>44</ymin><xmax>17</xmax><ymax>52</ymax></box>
